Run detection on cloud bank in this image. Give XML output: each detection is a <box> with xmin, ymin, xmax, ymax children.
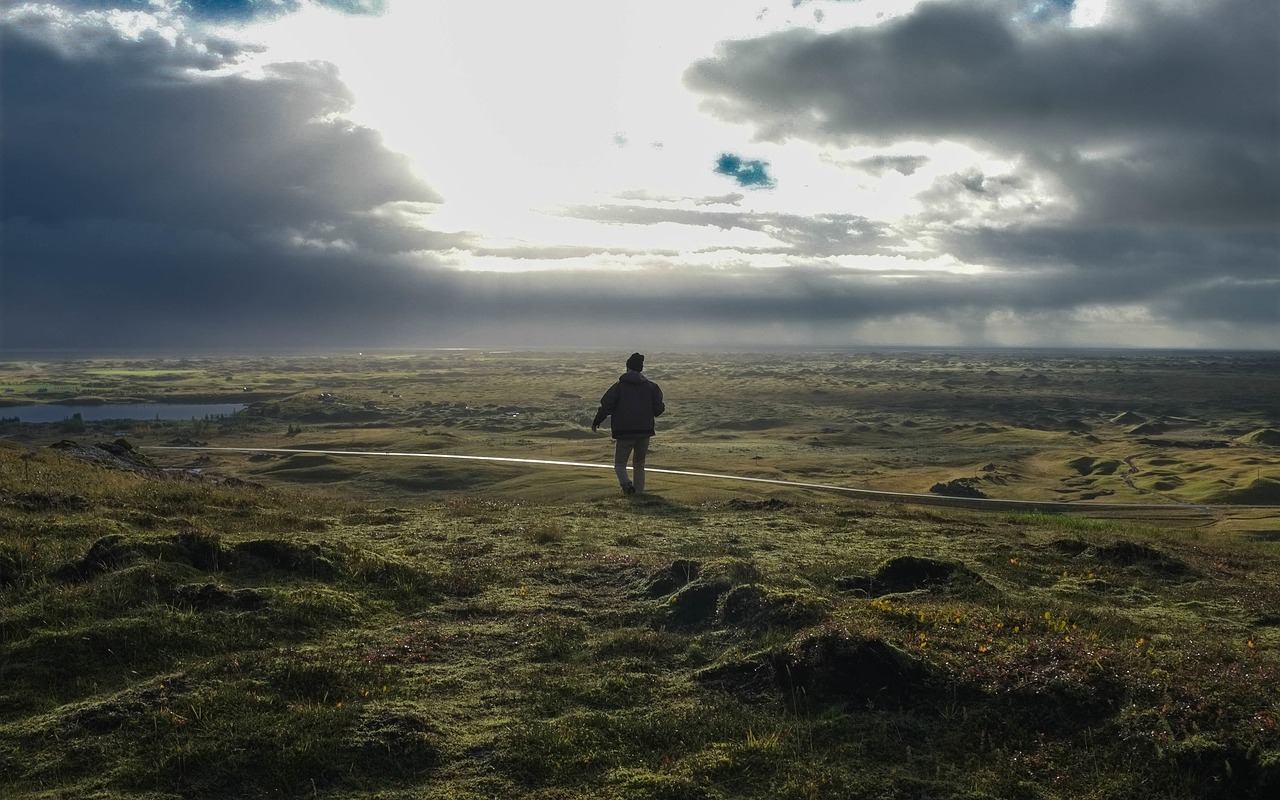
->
<box><xmin>1</xmin><ymin>0</ymin><xmax>1276</xmax><ymax>351</ymax></box>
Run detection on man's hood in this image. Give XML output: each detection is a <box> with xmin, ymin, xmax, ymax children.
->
<box><xmin>620</xmin><ymin>371</ymin><xmax>649</xmax><ymax>385</ymax></box>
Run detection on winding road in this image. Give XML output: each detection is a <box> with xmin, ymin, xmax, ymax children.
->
<box><xmin>141</xmin><ymin>445</ymin><xmax>1256</xmax><ymax>519</ymax></box>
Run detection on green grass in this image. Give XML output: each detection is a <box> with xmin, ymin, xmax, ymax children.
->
<box><xmin>2</xmin><ymin>439</ymin><xmax>1278</xmax><ymax>799</ymax></box>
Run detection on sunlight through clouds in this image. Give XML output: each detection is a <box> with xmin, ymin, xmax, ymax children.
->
<box><xmin>1</xmin><ymin>0</ymin><xmax>1275</xmax><ymax>350</ymax></box>
<box><xmin>239</xmin><ymin>0</ymin><xmax>968</xmax><ymax>270</ymax></box>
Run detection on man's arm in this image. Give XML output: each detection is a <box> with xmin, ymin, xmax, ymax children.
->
<box><xmin>652</xmin><ymin>383</ymin><xmax>665</xmax><ymax>417</ymax></box>
<box><xmin>591</xmin><ymin>383</ymin><xmax>620</xmax><ymax>432</ymax></box>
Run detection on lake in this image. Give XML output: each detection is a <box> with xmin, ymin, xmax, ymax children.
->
<box><xmin>0</xmin><ymin>403</ymin><xmax>247</xmax><ymax>424</ymax></box>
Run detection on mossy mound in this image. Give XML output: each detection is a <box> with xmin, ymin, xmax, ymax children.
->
<box><xmin>172</xmin><ymin>582</ymin><xmax>269</xmax><ymax>611</ymax></box>
<box><xmin>234</xmin><ymin>539</ymin><xmax>340</xmax><ymax>579</ymax></box>
<box><xmin>664</xmin><ymin>581</ymin><xmax>730</xmax><ymax>629</ymax></box>
<box><xmin>782</xmin><ymin>632</ymin><xmax>941</xmax><ymax>704</ymax></box>
<box><xmin>929</xmin><ymin>478</ymin><xmax>987</xmax><ymax>498</ymax></box>
<box><xmin>699</xmin><ymin>632</ymin><xmax>941</xmax><ymax>706</ymax></box>
<box><xmin>1066</xmin><ymin>456</ymin><xmax>1123</xmax><ymax>476</ymax></box>
<box><xmin>644</xmin><ymin>559</ymin><xmax>700</xmax><ymax>597</ymax></box>
<box><xmin>1237</xmin><ymin>428</ymin><xmax>1280</xmax><ymax>446</ymax></box>
<box><xmin>834</xmin><ymin>555</ymin><xmax>997</xmax><ymax>598</ymax></box>
<box><xmin>55</xmin><ymin>532</ymin><xmax>215</xmax><ymax>580</ymax></box>
<box><xmin>1094</xmin><ymin>540</ymin><xmax>1190</xmax><ymax>575</ymax></box>
<box><xmin>1212</xmin><ymin>476</ymin><xmax>1280</xmax><ymax>505</ymax></box>
<box><xmin>719</xmin><ymin>585</ymin><xmax>832</xmax><ymax>631</ymax></box>
<box><xmin>54</xmin><ymin>532</ymin><xmax>341</xmax><ymax>583</ymax></box>
<box><xmin>49</xmin><ymin>438</ymin><xmax>160</xmax><ymax>474</ymax></box>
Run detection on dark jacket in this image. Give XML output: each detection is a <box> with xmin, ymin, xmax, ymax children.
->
<box><xmin>593</xmin><ymin>370</ymin><xmax>665</xmax><ymax>439</ymax></box>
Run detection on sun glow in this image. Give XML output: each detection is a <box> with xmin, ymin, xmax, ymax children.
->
<box><xmin>233</xmin><ymin>0</ymin><xmax>978</xmax><ymax>269</ymax></box>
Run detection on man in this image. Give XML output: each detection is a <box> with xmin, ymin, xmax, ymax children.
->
<box><xmin>592</xmin><ymin>352</ymin><xmax>665</xmax><ymax>495</ymax></box>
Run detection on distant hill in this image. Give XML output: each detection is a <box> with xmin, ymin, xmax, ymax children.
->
<box><xmin>1237</xmin><ymin>428</ymin><xmax>1280</xmax><ymax>446</ymax></box>
<box><xmin>1211</xmin><ymin>476</ymin><xmax>1280</xmax><ymax>505</ymax></box>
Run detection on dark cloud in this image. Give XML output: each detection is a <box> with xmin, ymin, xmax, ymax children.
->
<box><xmin>563</xmin><ymin>204</ymin><xmax>889</xmax><ymax>257</ymax></box>
<box><xmin>0</xmin><ymin>7</ymin><xmax>460</xmax><ymax>350</ymax></box>
<box><xmin>679</xmin><ymin>0</ymin><xmax>1279</xmax><ymax>344</ymax></box>
<box><xmin>2</xmin><ymin>23</ymin><xmax>440</xmax><ymax>239</ymax></box>
<box><xmin>853</xmin><ymin>154</ymin><xmax>929</xmax><ymax>177</ymax></box>
<box><xmin>686</xmin><ymin>0</ymin><xmax>1280</xmax><ymax>225</ymax></box>
<box><xmin>934</xmin><ymin>223</ymin><xmax>1280</xmax><ymax>327</ymax></box>
<box><xmin>714</xmin><ymin>153</ymin><xmax>776</xmax><ymax>188</ymax></box>
<box><xmin>1</xmin><ymin>1</ymin><xmax>1274</xmax><ymax>351</ymax></box>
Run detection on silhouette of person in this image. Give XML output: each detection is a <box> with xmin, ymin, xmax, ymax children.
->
<box><xmin>592</xmin><ymin>352</ymin><xmax>665</xmax><ymax>495</ymax></box>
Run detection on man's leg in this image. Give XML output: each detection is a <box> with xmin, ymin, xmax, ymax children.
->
<box><xmin>614</xmin><ymin>438</ymin><xmax>636</xmax><ymax>492</ymax></box>
<box><xmin>632</xmin><ymin>436</ymin><xmax>651</xmax><ymax>494</ymax></box>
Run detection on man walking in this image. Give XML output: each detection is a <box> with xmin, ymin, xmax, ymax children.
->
<box><xmin>592</xmin><ymin>353</ymin><xmax>665</xmax><ymax>495</ymax></box>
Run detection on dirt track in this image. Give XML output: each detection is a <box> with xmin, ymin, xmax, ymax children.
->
<box><xmin>144</xmin><ymin>445</ymin><xmax>1246</xmax><ymax>520</ymax></box>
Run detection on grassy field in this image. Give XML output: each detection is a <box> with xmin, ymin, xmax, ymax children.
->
<box><xmin>2</xmin><ymin>350</ymin><xmax>1277</xmax><ymax>511</ymax></box>
<box><xmin>1</xmin><ymin>350</ymin><xmax>1278</xmax><ymax>798</ymax></box>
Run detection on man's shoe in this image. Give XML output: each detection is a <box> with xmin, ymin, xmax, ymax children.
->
<box><xmin>623</xmin><ymin>484</ymin><xmax>637</xmax><ymax>495</ymax></box>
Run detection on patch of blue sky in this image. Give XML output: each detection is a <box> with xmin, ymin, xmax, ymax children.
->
<box><xmin>1019</xmin><ymin>0</ymin><xmax>1075</xmax><ymax>23</ymax></box>
<box><xmin>715</xmin><ymin>153</ymin><xmax>776</xmax><ymax>188</ymax></box>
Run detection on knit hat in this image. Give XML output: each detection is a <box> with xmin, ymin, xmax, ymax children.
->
<box><xmin>626</xmin><ymin>352</ymin><xmax>644</xmax><ymax>372</ymax></box>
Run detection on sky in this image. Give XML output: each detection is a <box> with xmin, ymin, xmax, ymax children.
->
<box><xmin>1</xmin><ymin>0</ymin><xmax>1277</xmax><ymax>352</ymax></box>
